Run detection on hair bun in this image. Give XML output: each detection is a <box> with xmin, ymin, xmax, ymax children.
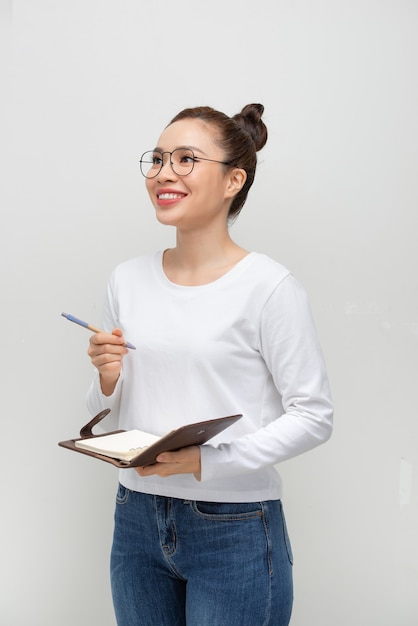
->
<box><xmin>232</xmin><ymin>104</ymin><xmax>268</xmax><ymax>152</ymax></box>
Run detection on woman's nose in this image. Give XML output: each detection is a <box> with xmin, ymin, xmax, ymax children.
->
<box><xmin>157</xmin><ymin>155</ymin><xmax>177</xmax><ymax>181</ymax></box>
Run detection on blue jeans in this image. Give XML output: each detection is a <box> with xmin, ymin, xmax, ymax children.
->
<box><xmin>111</xmin><ymin>485</ymin><xmax>293</xmax><ymax>626</ymax></box>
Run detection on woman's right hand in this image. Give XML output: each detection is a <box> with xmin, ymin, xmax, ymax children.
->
<box><xmin>87</xmin><ymin>328</ymin><xmax>128</xmax><ymax>396</ymax></box>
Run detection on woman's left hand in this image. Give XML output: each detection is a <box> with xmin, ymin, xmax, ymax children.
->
<box><xmin>135</xmin><ymin>445</ymin><xmax>201</xmax><ymax>481</ymax></box>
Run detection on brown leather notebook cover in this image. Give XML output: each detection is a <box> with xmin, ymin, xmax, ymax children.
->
<box><xmin>58</xmin><ymin>409</ymin><xmax>242</xmax><ymax>468</ymax></box>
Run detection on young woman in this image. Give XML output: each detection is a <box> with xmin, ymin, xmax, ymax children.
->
<box><xmin>86</xmin><ymin>103</ymin><xmax>333</xmax><ymax>626</ymax></box>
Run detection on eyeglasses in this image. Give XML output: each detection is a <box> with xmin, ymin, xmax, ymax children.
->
<box><xmin>139</xmin><ymin>148</ymin><xmax>231</xmax><ymax>179</ymax></box>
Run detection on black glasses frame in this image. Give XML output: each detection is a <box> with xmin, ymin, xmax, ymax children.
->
<box><xmin>139</xmin><ymin>148</ymin><xmax>232</xmax><ymax>179</ymax></box>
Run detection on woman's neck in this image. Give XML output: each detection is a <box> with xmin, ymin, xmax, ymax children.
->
<box><xmin>163</xmin><ymin>230</ymin><xmax>248</xmax><ymax>286</ymax></box>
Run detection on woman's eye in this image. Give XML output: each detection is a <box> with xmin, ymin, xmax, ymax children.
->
<box><xmin>152</xmin><ymin>156</ymin><xmax>163</xmax><ymax>165</ymax></box>
<box><xmin>180</xmin><ymin>155</ymin><xmax>196</xmax><ymax>163</ymax></box>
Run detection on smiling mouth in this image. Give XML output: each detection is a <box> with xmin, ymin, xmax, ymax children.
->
<box><xmin>157</xmin><ymin>193</ymin><xmax>185</xmax><ymax>200</ymax></box>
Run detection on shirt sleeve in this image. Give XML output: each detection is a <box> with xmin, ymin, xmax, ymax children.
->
<box><xmin>199</xmin><ymin>274</ymin><xmax>333</xmax><ymax>481</ymax></box>
<box><xmin>85</xmin><ymin>271</ymin><xmax>124</xmax><ymax>419</ymax></box>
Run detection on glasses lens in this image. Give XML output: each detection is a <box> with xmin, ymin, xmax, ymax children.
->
<box><xmin>140</xmin><ymin>151</ymin><xmax>162</xmax><ymax>178</ymax></box>
<box><xmin>139</xmin><ymin>149</ymin><xmax>196</xmax><ymax>178</ymax></box>
<box><xmin>171</xmin><ymin>148</ymin><xmax>195</xmax><ymax>176</ymax></box>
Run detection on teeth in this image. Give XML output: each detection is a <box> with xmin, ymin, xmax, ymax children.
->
<box><xmin>158</xmin><ymin>193</ymin><xmax>182</xmax><ymax>199</ymax></box>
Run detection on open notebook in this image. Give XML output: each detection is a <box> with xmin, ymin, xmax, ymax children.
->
<box><xmin>59</xmin><ymin>410</ymin><xmax>242</xmax><ymax>468</ymax></box>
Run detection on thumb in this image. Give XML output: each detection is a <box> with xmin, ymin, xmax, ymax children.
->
<box><xmin>111</xmin><ymin>328</ymin><xmax>126</xmax><ymax>345</ymax></box>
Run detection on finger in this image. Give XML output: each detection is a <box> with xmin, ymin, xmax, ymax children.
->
<box><xmin>155</xmin><ymin>452</ymin><xmax>176</xmax><ymax>463</ymax></box>
<box><xmin>156</xmin><ymin>447</ymin><xmax>199</xmax><ymax>464</ymax></box>
<box><xmin>88</xmin><ymin>336</ymin><xmax>128</xmax><ymax>358</ymax></box>
<box><xmin>135</xmin><ymin>447</ymin><xmax>201</xmax><ymax>477</ymax></box>
<box><xmin>91</xmin><ymin>355</ymin><xmax>122</xmax><ymax>372</ymax></box>
<box><xmin>135</xmin><ymin>463</ymin><xmax>177</xmax><ymax>478</ymax></box>
<box><xmin>90</xmin><ymin>331</ymin><xmax>126</xmax><ymax>348</ymax></box>
<box><xmin>88</xmin><ymin>346</ymin><xmax>125</xmax><ymax>360</ymax></box>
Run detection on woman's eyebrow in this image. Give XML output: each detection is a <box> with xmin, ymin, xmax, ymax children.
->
<box><xmin>153</xmin><ymin>145</ymin><xmax>208</xmax><ymax>155</ymax></box>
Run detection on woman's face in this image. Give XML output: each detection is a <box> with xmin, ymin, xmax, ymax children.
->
<box><xmin>145</xmin><ymin>118</ymin><xmax>235</xmax><ymax>231</ymax></box>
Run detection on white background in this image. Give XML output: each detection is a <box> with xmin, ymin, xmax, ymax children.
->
<box><xmin>1</xmin><ymin>1</ymin><xmax>417</xmax><ymax>624</ymax></box>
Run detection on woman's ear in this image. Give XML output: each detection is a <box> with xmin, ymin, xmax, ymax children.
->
<box><xmin>225</xmin><ymin>168</ymin><xmax>247</xmax><ymax>199</ymax></box>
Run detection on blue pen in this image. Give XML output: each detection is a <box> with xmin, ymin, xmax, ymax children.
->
<box><xmin>61</xmin><ymin>312</ymin><xmax>136</xmax><ymax>350</ymax></box>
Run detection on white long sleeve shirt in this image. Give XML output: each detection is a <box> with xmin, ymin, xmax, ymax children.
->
<box><xmin>86</xmin><ymin>251</ymin><xmax>333</xmax><ymax>502</ymax></box>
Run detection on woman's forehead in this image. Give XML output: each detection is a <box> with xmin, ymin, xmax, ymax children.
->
<box><xmin>156</xmin><ymin>118</ymin><xmax>218</xmax><ymax>151</ymax></box>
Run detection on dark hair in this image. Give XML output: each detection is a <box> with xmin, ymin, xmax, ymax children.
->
<box><xmin>168</xmin><ymin>103</ymin><xmax>268</xmax><ymax>220</ymax></box>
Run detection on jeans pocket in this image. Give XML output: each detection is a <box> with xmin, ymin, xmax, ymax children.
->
<box><xmin>190</xmin><ymin>500</ymin><xmax>263</xmax><ymax>521</ymax></box>
<box><xmin>115</xmin><ymin>483</ymin><xmax>130</xmax><ymax>505</ymax></box>
<box><xmin>279</xmin><ymin>501</ymin><xmax>293</xmax><ymax>565</ymax></box>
